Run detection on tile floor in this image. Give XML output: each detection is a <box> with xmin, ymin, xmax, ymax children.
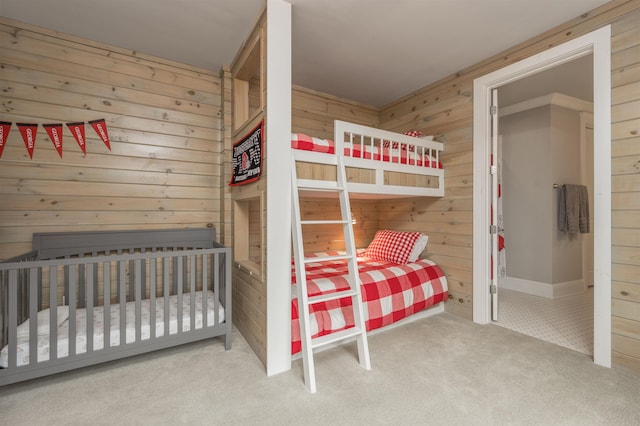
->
<box><xmin>493</xmin><ymin>287</ymin><xmax>594</xmax><ymax>356</ymax></box>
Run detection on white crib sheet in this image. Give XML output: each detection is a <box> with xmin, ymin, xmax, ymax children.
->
<box><xmin>1</xmin><ymin>290</ymin><xmax>225</xmax><ymax>367</ymax></box>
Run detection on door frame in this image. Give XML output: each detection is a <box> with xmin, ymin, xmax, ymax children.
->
<box><xmin>472</xmin><ymin>26</ymin><xmax>611</xmax><ymax>367</ymax></box>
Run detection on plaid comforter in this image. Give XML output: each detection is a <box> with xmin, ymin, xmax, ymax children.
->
<box><xmin>291</xmin><ymin>250</ymin><xmax>448</xmax><ymax>354</ymax></box>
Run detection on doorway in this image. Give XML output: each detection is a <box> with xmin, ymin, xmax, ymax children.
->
<box><xmin>472</xmin><ymin>27</ymin><xmax>611</xmax><ymax>368</ymax></box>
<box><xmin>493</xmin><ymin>57</ymin><xmax>595</xmax><ymax>355</ymax></box>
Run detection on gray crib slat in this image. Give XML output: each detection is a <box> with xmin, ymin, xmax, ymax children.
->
<box><xmin>49</xmin><ymin>266</ymin><xmax>58</xmax><ymax>361</ymax></box>
<box><xmin>177</xmin><ymin>256</ymin><xmax>183</xmax><ymax>335</ymax></box>
<box><xmin>68</xmin><ymin>267</ymin><xmax>76</xmax><ymax>357</ymax></box>
<box><xmin>86</xmin><ymin>263</ymin><xmax>94</xmax><ymax>353</ymax></box>
<box><xmin>29</xmin><ymin>268</ymin><xmax>38</xmax><ymax>365</ymax></box>
<box><xmin>134</xmin><ymin>259</ymin><xmax>141</xmax><ymax>342</ymax></box>
<box><xmin>214</xmin><ymin>253</ymin><xmax>220</xmax><ymax>326</ymax></box>
<box><xmin>128</xmin><ymin>249</ymin><xmax>135</xmax><ymax>302</ymax></box>
<box><xmin>37</xmin><ymin>267</ymin><xmax>43</xmax><ymax>311</ymax></box>
<box><xmin>92</xmin><ymin>254</ymin><xmax>99</xmax><ymax>307</ymax></box>
<box><xmin>119</xmin><ymin>260</ymin><xmax>126</xmax><ymax>346</ymax></box>
<box><xmin>163</xmin><ymin>257</ymin><xmax>169</xmax><ymax>337</ymax></box>
<box><xmin>78</xmin><ymin>256</ymin><xmax>85</xmax><ymax>309</ymax></box>
<box><xmin>104</xmin><ymin>261</ymin><xmax>111</xmax><ymax>350</ymax></box>
<box><xmin>190</xmin><ymin>255</ymin><xmax>196</xmax><ymax>331</ymax></box>
<box><xmin>202</xmin><ymin>254</ymin><xmax>208</xmax><ymax>328</ymax></box>
<box><xmin>150</xmin><ymin>258</ymin><xmax>156</xmax><ymax>339</ymax></box>
<box><xmin>8</xmin><ymin>270</ymin><xmax>18</xmax><ymax>369</ymax></box>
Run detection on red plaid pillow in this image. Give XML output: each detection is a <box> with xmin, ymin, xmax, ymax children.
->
<box><xmin>365</xmin><ymin>230</ymin><xmax>422</xmax><ymax>264</ymax></box>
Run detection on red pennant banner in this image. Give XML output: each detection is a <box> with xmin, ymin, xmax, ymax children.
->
<box><xmin>66</xmin><ymin>122</ymin><xmax>86</xmax><ymax>154</ymax></box>
<box><xmin>89</xmin><ymin>119</ymin><xmax>111</xmax><ymax>150</ymax></box>
<box><xmin>0</xmin><ymin>121</ymin><xmax>11</xmax><ymax>158</ymax></box>
<box><xmin>16</xmin><ymin>123</ymin><xmax>38</xmax><ymax>159</ymax></box>
<box><xmin>43</xmin><ymin>123</ymin><xmax>64</xmax><ymax>158</ymax></box>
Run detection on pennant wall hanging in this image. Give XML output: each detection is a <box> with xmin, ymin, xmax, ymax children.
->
<box><xmin>0</xmin><ymin>121</ymin><xmax>10</xmax><ymax>158</ymax></box>
<box><xmin>17</xmin><ymin>123</ymin><xmax>38</xmax><ymax>159</ymax></box>
<box><xmin>89</xmin><ymin>118</ymin><xmax>111</xmax><ymax>150</ymax></box>
<box><xmin>43</xmin><ymin>123</ymin><xmax>64</xmax><ymax>158</ymax></box>
<box><xmin>0</xmin><ymin>118</ymin><xmax>112</xmax><ymax>159</ymax></box>
<box><xmin>66</xmin><ymin>122</ymin><xmax>86</xmax><ymax>154</ymax></box>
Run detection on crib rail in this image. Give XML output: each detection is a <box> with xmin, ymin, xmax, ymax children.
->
<box><xmin>0</xmin><ymin>244</ymin><xmax>231</xmax><ymax>386</ymax></box>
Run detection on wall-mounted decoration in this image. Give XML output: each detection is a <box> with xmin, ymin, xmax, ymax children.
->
<box><xmin>229</xmin><ymin>120</ymin><xmax>263</xmax><ymax>186</ymax></box>
<box><xmin>89</xmin><ymin>119</ymin><xmax>112</xmax><ymax>150</ymax></box>
<box><xmin>0</xmin><ymin>119</ymin><xmax>112</xmax><ymax>159</ymax></box>
<box><xmin>43</xmin><ymin>123</ymin><xmax>63</xmax><ymax>158</ymax></box>
<box><xmin>66</xmin><ymin>122</ymin><xmax>86</xmax><ymax>154</ymax></box>
<box><xmin>0</xmin><ymin>121</ymin><xmax>10</xmax><ymax>158</ymax></box>
<box><xmin>17</xmin><ymin>123</ymin><xmax>38</xmax><ymax>159</ymax></box>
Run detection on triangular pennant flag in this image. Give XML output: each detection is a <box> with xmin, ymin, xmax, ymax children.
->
<box><xmin>0</xmin><ymin>121</ymin><xmax>11</xmax><ymax>158</ymax></box>
<box><xmin>16</xmin><ymin>123</ymin><xmax>38</xmax><ymax>159</ymax></box>
<box><xmin>66</xmin><ymin>122</ymin><xmax>86</xmax><ymax>154</ymax></box>
<box><xmin>43</xmin><ymin>124</ymin><xmax>64</xmax><ymax>158</ymax></box>
<box><xmin>89</xmin><ymin>119</ymin><xmax>111</xmax><ymax>150</ymax></box>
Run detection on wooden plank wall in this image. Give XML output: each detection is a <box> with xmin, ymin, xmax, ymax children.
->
<box><xmin>0</xmin><ymin>17</ymin><xmax>224</xmax><ymax>261</ymax></box>
<box><xmin>378</xmin><ymin>0</ymin><xmax>640</xmax><ymax>373</ymax></box>
<box><xmin>292</xmin><ymin>85</ymin><xmax>381</xmax><ymax>250</ymax></box>
<box><xmin>610</xmin><ymin>5</ymin><xmax>640</xmax><ymax>375</ymax></box>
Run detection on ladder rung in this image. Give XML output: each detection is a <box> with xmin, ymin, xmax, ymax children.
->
<box><xmin>300</xmin><ymin>219</ymin><xmax>349</xmax><ymax>225</ymax></box>
<box><xmin>296</xmin><ymin>179</ymin><xmax>345</xmax><ymax>191</ymax></box>
<box><xmin>303</xmin><ymin>254</ymin><xmax>354</xmax><ymax>264</ymax></box>
<box><xmin>308</xmin><ymin>288</ymin><xmax>358</xmax><ymax>305</ymax></box>
<box><xmin>311</xmin><ymin>327</ymin><xmax>365</xmax><ymax>349</ymax></box>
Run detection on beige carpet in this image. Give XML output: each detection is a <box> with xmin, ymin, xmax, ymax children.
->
<box><xmin>1</xmin><ymin>313</ymin><xmax>638</xmax><ymax>425</ymax></box>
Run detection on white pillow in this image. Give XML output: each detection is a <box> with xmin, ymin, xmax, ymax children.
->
<box><xmin>407</xmin><ymin>234</ymin><xmax>429</xmax><ymax>262</ymax></box>
<box><xmin>15</xmin><ymin>306</ymin><xmax>69</xmax><ymax>338</ymax></box>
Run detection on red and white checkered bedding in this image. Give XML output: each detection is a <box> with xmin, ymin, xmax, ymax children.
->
<box><xmin>291</xmin><ymin>133</ymin><xmax>443</xmax><ymax>169</ymax></box>
<box><xmin>291</xmin><ymin>249</ymin><xmax>448</xmax><ymax>354</ymax></box>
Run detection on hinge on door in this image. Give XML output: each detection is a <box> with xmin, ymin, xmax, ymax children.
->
<box><xmin>490</xmin><ymin>105</ymin><xmax>498</xmax><ymax>116</ymax></box>
<box><xmin>489</xmin><ymin>225</ymin><xmax>497</xmax><ymax>234</ymax></box>
<box><xmin>490</xmin><ymin>284</ymin><xmax>497</xmax><ymax>294</ymax></box>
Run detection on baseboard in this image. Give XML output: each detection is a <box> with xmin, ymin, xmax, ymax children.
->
<box><xmin>500</xmin><ymin>276</ymin><xmax>585</xmax><ymax>299</ymax></box>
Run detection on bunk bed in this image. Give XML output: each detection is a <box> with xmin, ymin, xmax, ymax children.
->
<box><xmin>290</xmin><ymin>120</ymin><xmax>448</xmax><ymax>355</ymax></box>
<box><xmin>291</xmin><ymin>120</ymin><xmax>444</xmax><ymax>198</ymax></box>
<box><xmin>0</xmin><ymin>228</ymin><xmax>232</xmax><ymax>386</ymax></box>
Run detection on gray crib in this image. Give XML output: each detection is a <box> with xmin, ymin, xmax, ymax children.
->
<box><xmin>0</xmin><ymin>228</ymin><xmax>232</xmax><ymax>386</ymax></box>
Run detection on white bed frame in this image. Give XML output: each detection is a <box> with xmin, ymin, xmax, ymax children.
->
<box><xmin>293</xmin><ymin>120</ymin><xmax>444</xmax><ymax>198</ymax></box>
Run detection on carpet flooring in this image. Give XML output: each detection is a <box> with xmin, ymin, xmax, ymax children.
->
<box><xmin>1</xmin><ymin>313</ymin><xmax>638</xmax><ymax>425</ymax></box>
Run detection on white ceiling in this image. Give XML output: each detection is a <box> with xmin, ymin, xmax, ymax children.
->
<box><xmin>1</xmin><ymin>0</ymin><xmax>611</xmax><ymax>107</ymax></box>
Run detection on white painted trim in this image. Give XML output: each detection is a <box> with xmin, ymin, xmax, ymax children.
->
<box><xmin>500</xmin><ymin>92</ymin><xmax>593</xmax><ymax>117</ymax></box>
<box><xmin>265</xmin><ymin>0</ymin><xmax>292</xmax><ymax>376</ymax></box>
<box><xmin>473</xmin><ymin>26</ymin><xmax>611</xmax><ymax>368</ymax></box>
<box><xmin>501</xmin><ymin>277</ymin><xmax>585</xmax><ymax>299</ymax></box>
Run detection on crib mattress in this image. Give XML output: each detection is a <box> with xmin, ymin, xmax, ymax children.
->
<box><xmin>1</xmin><ymin>290</ymin><xmax>225</xmax><ymax>368</ymax></box>
<box><xmin>291</xmin><ymin>250</ymin><xmax>448</xmax><ymax>354</ymax></box>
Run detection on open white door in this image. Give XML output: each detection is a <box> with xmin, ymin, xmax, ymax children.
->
<box><xmin>490</xmin><ymin>89</ymin><xmax>499</xmax><ymax>321</ymax></box>
<box><xmin>473</xmin><ymin>26</ymin><xmax>611</xmax><ymax>367</ymax></box>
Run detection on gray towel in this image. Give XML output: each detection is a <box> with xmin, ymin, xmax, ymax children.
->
<box><xmin>558</xmin><ymin>184</ymin><xmax>590</xmax><ymax>233</ymax></box>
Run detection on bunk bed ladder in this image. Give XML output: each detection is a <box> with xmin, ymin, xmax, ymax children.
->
<box><xmin>290</xmin><ymin>154</ymin><xmax>371</xmax><ymax>393</ymax></box>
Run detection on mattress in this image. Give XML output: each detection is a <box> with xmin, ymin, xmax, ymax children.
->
<box><xmin>1</xmin><ymin>290</ymin><xmax>225</xmax><ymax>367</ymax></box>
<box><xmin>291</xmin><ymin>133</ymin><xmax>443</xmax><ymax>169</ymax></box>
<box><xmin>291</xmin><ymin>250</ymin><xmax>448</xmax><ymax>354</ymax></box>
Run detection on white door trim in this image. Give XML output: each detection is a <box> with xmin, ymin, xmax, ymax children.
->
<box><xmin>472</xmin><ymin>26</ymin><xmax>611</xmax><ymax>368</ymax></box>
